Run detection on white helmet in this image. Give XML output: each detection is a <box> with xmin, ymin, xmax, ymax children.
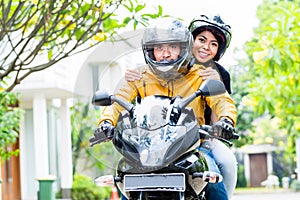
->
<box><xmin>142</xmin><ymin>18</ymin><xmax>194</xmax><ymax>80</ymax></box>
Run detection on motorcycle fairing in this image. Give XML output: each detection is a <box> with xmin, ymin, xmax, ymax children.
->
<box><xmin>113</xmin><ymin>95</ymin><xmax>200</xmax><ymax>169</ymax></box>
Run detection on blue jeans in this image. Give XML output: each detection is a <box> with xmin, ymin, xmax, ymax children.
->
<box><xmin>210</xmin><ymin>139</ymin><xmax>237</xmax><ymax>199</ymax></box>
<box><xmin>200</xmin><ymin>139</ymin><xmax>237</xmax><ymax>199</ymax></box>
<box><xmin>199</xmin><ymin>146</ymin><xmax>229</xmax><ymax>200</ymax></box>
<box><xmin>121</xmin><ymin>194</ymin><xmax>127</xmax><ymax>200</ymax></box>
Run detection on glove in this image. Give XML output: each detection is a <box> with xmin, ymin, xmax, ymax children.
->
<box><xmin>212</xmin><ymin>118</ymin><xmax>234</xmax><ymax>140</ymax></box>
<box><xmin>95</xmin><ymin>121</ymin><xmax>115</xmax><ymax>141</ymax></box>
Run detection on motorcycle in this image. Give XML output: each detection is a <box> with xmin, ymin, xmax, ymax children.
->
<box><xmin>89</xmin><ymin>79</ymin><xmax>239</xmax><ymax>200</ymax></box>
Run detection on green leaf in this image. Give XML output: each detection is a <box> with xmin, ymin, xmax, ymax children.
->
<box><xmin>48</xmin><ymin>49</ymin><xmax>53</xmax><ymax>60</ymax></box>
<box><xmin>158</xmin><ymin>5</ymin><xmax>163</xmax><ymax>16</ymax></box>
<box><xmin>135</xmin><ymin>4</ymin><xmax>145</xmax><ymax>13</ymax></box>
<box><xmin>122</xmin><ymin>0</ymin><xmax>134</xmax><ymax>12</ymax></box>
<box><xmin>123</xmin><ymin>16</ymin><xmax>131</xmax><ymax>24</ymax></box>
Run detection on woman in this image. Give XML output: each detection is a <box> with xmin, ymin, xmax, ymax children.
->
<box><xmin>125</xmin><ymin>14</ymin><xmax>237</xmax><ymax>199</ymax></box>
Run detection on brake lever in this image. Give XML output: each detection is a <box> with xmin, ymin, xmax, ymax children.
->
<box><xmin>231</xmin><ymin>132</ymin><xmax>240</xmax><ymax>140</ymax></box>
<box><xmin>89</xmin><ymin>130</ymin><xmax>110</xmax><ymax>147</ymax></box>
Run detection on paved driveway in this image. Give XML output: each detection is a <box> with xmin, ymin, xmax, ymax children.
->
<box><xmin>232</xmin><ymin>190</ymin><xmax>300</xmax><ymax>200</ymax></box>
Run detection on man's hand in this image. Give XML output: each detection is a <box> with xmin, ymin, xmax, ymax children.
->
<box><xmin>95</xmin><ymin>121</ymin><xmax>115</xmax><ymax>141</ymax></box>
<box><xmin>212</xmin><ymin>118</ymin><xmax>234</xmax><ymax>140</ymax></box>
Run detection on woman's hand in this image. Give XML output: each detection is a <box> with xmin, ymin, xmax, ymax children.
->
<box><xmin>199</xmin><ymin>67</ymin><xmax>221</xmax><ymax>81</ymax></box>
<box><xmin>125</xmin><ymin>69</ymin><xmax>143</xmax><ymax>82</ymax></box>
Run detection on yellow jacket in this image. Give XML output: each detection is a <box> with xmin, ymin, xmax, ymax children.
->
<box><xmin>99</xmin><ymin>64</ymin><xmax>237</xmax><ymax>126</ymax></box>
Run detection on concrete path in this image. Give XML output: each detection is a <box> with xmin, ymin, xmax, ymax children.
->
<box><xmin>232</xmin><ymin>189</ymin><xmax>300</xmax><ymax>200</ymax></box>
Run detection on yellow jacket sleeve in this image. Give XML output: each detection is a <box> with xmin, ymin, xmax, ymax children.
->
<box><xmin>206</xmin><ymin>92</ymin><xmax>237</xmax><ymax>126</ymax></box>
<box><xmin>98</xmin><ymin>80</ymin><xmax>138</xmax><ymax>126</ymax></box>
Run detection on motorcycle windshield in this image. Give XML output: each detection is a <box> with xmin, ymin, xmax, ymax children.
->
<box><xmin>121</xmin><ymin>124</ymin><xmax>187</xmax><ymax>166</ymax></box>
<box><xmin>116</xmin><ymin>96</ymin><xmax>192</xmax><ymax>167</ymax></box>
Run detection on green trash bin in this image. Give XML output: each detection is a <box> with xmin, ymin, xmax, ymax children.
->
<box><xmin>37</xmin><ymin>175</ymin><xmax>56</xmax><ymax>200</ymax></box>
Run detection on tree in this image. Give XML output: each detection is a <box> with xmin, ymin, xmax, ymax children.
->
<box><xmin>0</xmin><ymin>0</ymin><xmax>166</xmax><ymax>159</ymax></box>
<box><xmin>70</xmin><ymin>101</ymin><xmax>120</xmax><ymax>175</ymax></box>
<box><xmin>230</xmin><ymin>63</ymin><xmax>256</xmax><ymax>148</ymax></box>
<box><xmin>0</xmin><ymin>91</ymin><xmax>22</xmax><ymax>159</ymax></box>
<box><xmin>243</xmin><ymin>0</ymin><xmax>300</xmax><ymax>167</ymax></box>
<box><xmin>0</xmin><ymin>0</ymin><xmax>165</xmax><ymax>92</ymax></box>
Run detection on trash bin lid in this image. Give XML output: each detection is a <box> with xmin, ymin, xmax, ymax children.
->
<box><xmin>36</xmin><ymin>175</ymin><xmax>56</xmax><ymax>181</ymax></box>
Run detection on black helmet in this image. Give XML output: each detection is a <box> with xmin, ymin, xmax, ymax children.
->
<box><xmin>188</xmin><ymin>14</ymin><xmax>232</xmax><ymax>61</ymax></box>
<box><xmin>142</xmin><ymin>18</ymin><xmax>193</xmax><ymax>80</ymax></box>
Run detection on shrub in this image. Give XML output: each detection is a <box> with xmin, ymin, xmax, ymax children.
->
<box><xmin>236</xmin><ymin>164</ymin><xmax>247</xmax><ymax>188</ymax></box>
<box><xmin>290</xmin><ymin>179</ymin><xmax>300</xmax><ymax>192</ymax></box>
<box><xmin>71</xmin><ymin>174</ymin><xmax>111</xmax><ymax>200</ymax></box>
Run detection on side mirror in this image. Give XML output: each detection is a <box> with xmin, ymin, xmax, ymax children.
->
<box><xmin>92</xmin><ymin>90</ymin><xmax>134</xmax><ymax>113</ymax></box>
<box><xmin>199</xmin><ymin>79</ymin><xmax>226</xmax><ymax>96</ymax></box>
<box><xmin>92</xmin><ymin>90</ymin><xmax>113</xmax><ymax>106</ymax></box>
<box><xmin>179</xmin><ymin>79</ymin><xmax>226</xmax><ymax>109</ymax></box>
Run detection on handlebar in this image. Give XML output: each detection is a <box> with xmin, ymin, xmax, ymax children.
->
<box><xmin>89</xmin><ymin>124</ymin><xmax>240</xmax><ymax>147</ymax></box>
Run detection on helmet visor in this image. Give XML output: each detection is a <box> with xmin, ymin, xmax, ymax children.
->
<box><xmin>143</xmin><ymin>22</ymin><xmax>191</xmax><ymax>45</ymax></box>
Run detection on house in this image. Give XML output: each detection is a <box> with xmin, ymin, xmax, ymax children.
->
<box><xmin>1</xmin><ymin>61</ymin><xmax>76</xmax><ymax>199</ymax></box>
<box><xmin>238</xmin><ymin>144</ymin><xmax>278</xmax><ymax>187</ymax></box>
<box><xmin>1</xmin><ymin>28</ymin><xmax>145</xmax><ymax>200</ymax></box>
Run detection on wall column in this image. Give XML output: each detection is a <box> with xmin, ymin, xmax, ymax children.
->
<box><xmin>244</xmin><ymin>154</ymin><xmax>250</xmax><ymax>187</ymax></box>
<box><xmin>33</xmin><ymin>94</ymin><xmax>49</xmax><ymax>178</ymax></box>
<box><xmin>267</xmin><ymin>152</ymin><xmax>273</xmax><ymax>174</ymax></box>
<box><xmin>57</xmin><ymin>99</ymin><xmax>73</xmax><ymax>198</ymax></box>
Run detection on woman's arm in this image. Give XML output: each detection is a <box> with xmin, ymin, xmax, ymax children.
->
<box><xmin>125</xmin><ymin>67</ymin><xmax>221</xmax><ymax>82</ymax></box>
